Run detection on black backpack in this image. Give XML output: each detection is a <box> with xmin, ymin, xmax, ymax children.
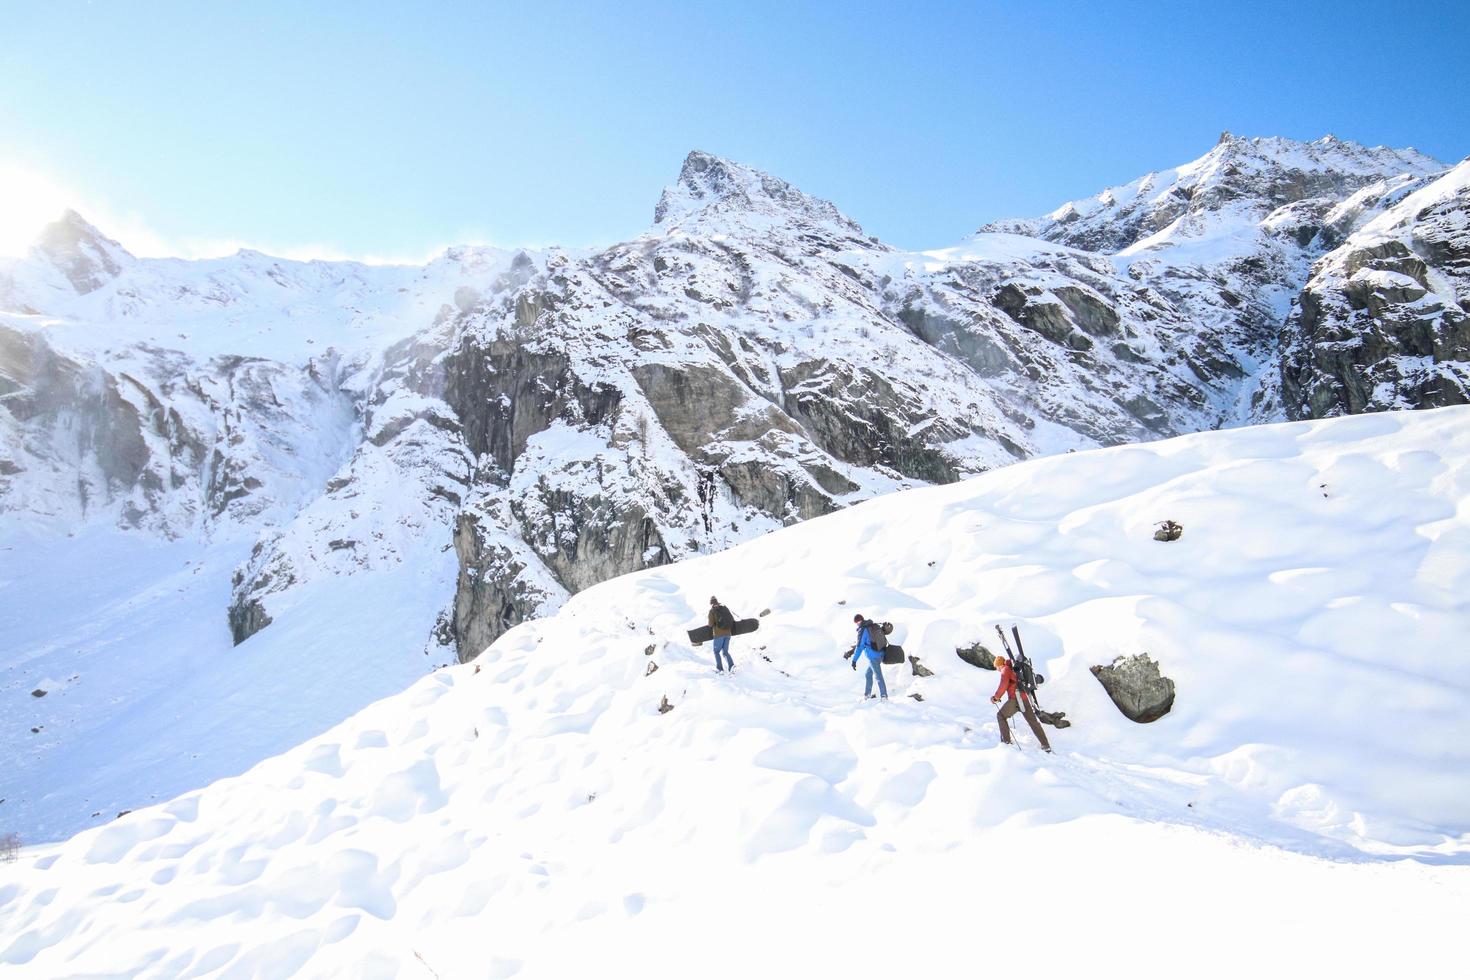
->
<box><xmin>863</xmin><ymin>620</ymin><xmax>889</xmax><ymax>652</ymax></box>
<box><xmin>713</xmin><ymin>604</ymin><xmax>735</xmax><ymax>630</ymax></box>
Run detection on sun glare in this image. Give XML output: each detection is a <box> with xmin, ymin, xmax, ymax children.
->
<box><xmin>0</xmin><ymin>163</ymin><xmax>73</xmax><ymax>258</ymax></box>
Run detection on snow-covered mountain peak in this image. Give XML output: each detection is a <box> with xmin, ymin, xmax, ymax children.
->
<box><xmin>1185</xmin><ymin>132</ymin><xmax>1441</xmax><ymax>192</ymax></box>
<box><xmin>984</xmin><ymin>134</ymin><xmax>1446</xmax><ymax>255</ymax></box>
<box><xmin>29</xmin><ymin>208</ymin><xmax>135</xmax><ymax>294</ymax></box>
<box><xmin>652</xmin><ymin>150</ymin><xmax>867</xmax><ymax>240</ymax></box>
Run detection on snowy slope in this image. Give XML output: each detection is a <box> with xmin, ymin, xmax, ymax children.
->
<box><xmin>3</xmin><ymin>407</ymin><xmax>1468</xmax><ymax>977</ymax></box>
<box><xmin>0</xmin><ymin>524</ymin><xmax>457</xmax><ymax>837</ymax></box>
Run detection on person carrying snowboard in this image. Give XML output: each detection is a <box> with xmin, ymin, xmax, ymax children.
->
<box><xmin>991</xmin><ymin>655</ymin><xmax>1051</xmax><ymax>752</ymax></box>
<box><xmin>850</xmin><ymin>613</ymin><xmax>888</xmax><ymax>700</ymax></box>
<box><xmin>708</xmin><ymin>596</ymin><xmax>737</xmax><ymax>673</ymax></box>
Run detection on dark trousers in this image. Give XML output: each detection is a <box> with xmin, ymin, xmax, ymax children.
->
<box><xmin>713</xmin><ymin>635</ymin><xmax>733</xmax><ymax>670</ymax></box>
<box><xmin>998</xmin><ymin>696</ymin><xmax>1051</xmax><ymax>751</ymax></box>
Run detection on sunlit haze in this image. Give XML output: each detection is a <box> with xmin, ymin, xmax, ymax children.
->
<box><xmin>0</xmin><ymin>164</ymin><xmax>72</xmax><ymax>257</ymax></box>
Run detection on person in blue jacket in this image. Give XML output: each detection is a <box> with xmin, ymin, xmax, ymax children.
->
<box><xmin>849</xmin><ymin>613</ymin><xmax>888</xmax><ymax>700</ymax></box>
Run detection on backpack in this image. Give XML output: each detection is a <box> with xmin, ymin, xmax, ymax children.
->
<box><xmin>712</xmin><ymin>604</ymin><xmax>735</xmax><ymax>631</ymax></box>
<box><xmin>863</xmin><ymin>620</ymin><xmax>888</xmax><ymax>652</ymax></box>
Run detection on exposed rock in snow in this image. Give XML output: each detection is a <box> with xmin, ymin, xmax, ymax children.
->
<box><xmin>0</xmin><ymin>323</ymin><xmax>356</xmax><ymax>538</ymax></box>
<box><xmin>1154</xmin><ymin>519</ymin><xmax>1183</xmax><ymax>542</ymax></box>
<box><xmin>983</xmin><ymin>134</ymin><xmax>1451</xmax><ymax>424</ymax></box>
<box><xmin>1091</xmin><ymin>653</ymin><xmax>1177</xmax><ymax>723</ymax></box>
<box><xmin>983</xmin><ymin>134</ymin><xmax>1441</xmax><ymax>254</ymax></box>
<box><xmin>21</xmin><ymin>211</ymin><xmax>133</xmax><ymax>299</ymax></box>
<box><xmin>1280</xmin><ymin>160</ymin><xmax>1470</xmax><ymax>417</ymax></box>
<box><xmin>956</xmin><ymin>642</ymin><xmax>997</xmax><ymax>671</ymax></box>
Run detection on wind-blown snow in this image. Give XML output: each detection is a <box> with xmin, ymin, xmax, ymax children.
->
<box><xmin>3</xmin><ymin>407</ymin><xmax>1467</xmax><ymax>977</ymax></box>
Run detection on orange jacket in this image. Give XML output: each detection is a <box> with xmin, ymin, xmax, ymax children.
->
<box><xmin>993</xmin><ymin>661</ymin><xmax>1030</xmax><ymax>704</ymax></box>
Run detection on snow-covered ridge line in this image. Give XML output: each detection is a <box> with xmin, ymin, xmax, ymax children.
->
<box><xmin>981</xmin><ymin>133</ymin><xmax>1444</xmax><ymax>252</ymax></box>
<box><xmin>3</xmin><ymin>406</ymin><xmax>1468</xmax><ymax>976</ymax></box>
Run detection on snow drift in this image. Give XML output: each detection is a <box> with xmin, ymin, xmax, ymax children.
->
<box><xmin>3</xmin><ymin>406</ymin><xmax>1468</xmax><ymax>977</ymax></box>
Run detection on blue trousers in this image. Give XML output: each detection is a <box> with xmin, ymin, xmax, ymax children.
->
<box><xmin>864</xmin><ymin>658</ymin><xmax>888</xmax><ymax>698</ymax></box>
<box><xmin>713</xmin><ymin>635</ymin><xmax>734</xmax><ymax>671</ymax></box>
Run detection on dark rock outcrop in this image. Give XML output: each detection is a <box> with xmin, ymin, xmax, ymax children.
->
<box><xmin>956</xmin><ymin>642</ymin><xmax>997</xmax><ymax>670</ymax></box>
<box><xmin>1091</xmin><ymin>654</ymin><xmax>1176</xmax><ymax>723</ymax></box>
<box><xmin>450</xmin><ymin>511</ymin><xmax>563</xmax><ymax>662</ymax></box>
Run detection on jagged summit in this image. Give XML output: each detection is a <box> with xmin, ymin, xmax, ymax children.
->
<box><xmin>1201</xmin><ymin>132</ymin><xmax>1439</xmax><ymax>182</ymax></box>
<box><xmin>30</xmin><ymin>209</ymin><xmax>134</xmax><ymax>294</ymax></box>
<box><xmin>982</xmin><ymin>134</ymin><xmax>1446</xmax><ymax>254</ymax></box>
<box><xmin>652</xmin><ymin>150</ymin><xmax>865</xmax><ymax>238</ymax></box>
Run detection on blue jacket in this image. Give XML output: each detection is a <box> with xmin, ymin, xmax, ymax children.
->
<box><xmin>854</xmin><ymin>623</ymin><xmax>879</xmax><ymax>661</ymax></box>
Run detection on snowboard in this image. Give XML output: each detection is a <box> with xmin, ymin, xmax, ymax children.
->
<box><xmin>688</xmin><ymin>618</ymin><xmax>760</xmax><ymax>645</ymax></box>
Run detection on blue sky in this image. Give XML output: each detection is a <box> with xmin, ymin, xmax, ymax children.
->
<box><xmin>2</xmin><ymin>0</ymin><xmax>1466</xmax><ymax>259</ymax></box>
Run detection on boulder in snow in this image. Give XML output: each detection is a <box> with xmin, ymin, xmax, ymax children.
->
<box><xmin>1154</xmin><ymin>520</ymin><xmax>1183</xmax><ymax>542</ymax></box>
<box><xmin>956</xmin><ymin>642</ymin><xmax>997</xmax><ymax>670</ymax></box>
<box><xmin>1091</xmin><ymin>654</ymin><xmax>1176</xmax><ymax>723</ymax></box>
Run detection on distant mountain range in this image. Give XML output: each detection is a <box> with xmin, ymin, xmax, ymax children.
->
<box><xmin>2</xmin><ymin>133</ymin><xmax>1466</xmax><ymax>662</ymax></box>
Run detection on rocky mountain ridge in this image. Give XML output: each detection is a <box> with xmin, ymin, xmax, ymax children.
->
<box><xmin>2</xmin><ymin>135</ymin><xmax>1465</xmax><ymax>663</ymax></box>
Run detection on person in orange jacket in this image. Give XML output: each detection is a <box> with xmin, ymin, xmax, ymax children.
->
<box><xmin>991</xmin><ymin>655</ymin><xmax>1052</xmax><ymax>752</ymax></box>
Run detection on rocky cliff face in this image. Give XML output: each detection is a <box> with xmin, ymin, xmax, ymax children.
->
<box><xmin>1279</xmin><ymin>161</ymin><xmax>1470</xmax><ymax>416</ymax></box>
<box><xmin>3</xmin><ymin>137</ymin><xmax>1462</xmax><ymax>663</ymax></box>
<box><xmin>0</xmin><ymin>323</ymin><xmax>356</xmax><ymax>538</ymax></box>
<box><xmin>983</xmin><ymin>133</ymin><xmax>1453</xmax><ymax>422</ymax></box>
